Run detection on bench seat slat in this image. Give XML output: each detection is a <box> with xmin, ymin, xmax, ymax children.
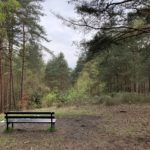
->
<box><xmin>6</xmin><ymin>116</ymin><xmax>55</xmax><ymax>119</ymax></box>
<box><xmin>5</xmin><ymin>112</ymin><xmax>54</xmax><ymax>115</ymax></box>
<box><xmin>8</xmin><ymin>118</ymin><xmax>56</xmax><ymax>123</ymax></box>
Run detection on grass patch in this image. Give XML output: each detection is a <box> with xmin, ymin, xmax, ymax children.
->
<box><xmin>0</xmin><ymin>114</ymin><xmax>4</xmax><ymax>121</ymax></box>
<box><xmin>56</xmin><ymin>110</ymin><xmax>89</xmax><ymax>118</ymax></box>
<box><xmin>4</xmin><ymin>127</ymin><xmax>14</xmax><ymax>133</ymax></box>
<box><xmin>48</xmin><ymin>127</ymin><xmax>57</xmax><ymax>132</ymax></box>
<box><xmin>0</xmin><ymin>137</ymin><xmax>9</xmax><ymax>145</ymax></box>
<box><xmin>35</xmin><ymin>105</ymin><xmax>96</xmax><ymax>118</ymax></box>
<box><xmin>0</xmin><ymin>137</ymin><xmax>16</xmax><ymax>147</ymax></box>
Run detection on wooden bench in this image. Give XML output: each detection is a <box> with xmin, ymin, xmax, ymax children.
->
<box><xmin>5</xmin><ymin>112</ymin><xmax>56</xmax><ymax>130</ymax></box>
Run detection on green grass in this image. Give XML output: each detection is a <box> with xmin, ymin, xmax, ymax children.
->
<box><xmin>35</xmin><ymin>105</ymin><xmax>99</xmax><ymax>118</ymax></box>
<box><xmin>4</xmin><ymin>127</ymin><xmax>14</xmax><ymax>133</ymax></box>
<box><xmin>0</xmin><ymin>137</ymin><xmax>9</xmax><ymax>145</ymax></box>
<box><xmin>56</xmin><ymin>110</ymin><xmax>89</xmax><ymax>118</ymax></box>
<box><xmin>48</xmin><ymin>127</ymin><xmax>57</xmax><ymax>132</ymax></box>
<box><xmin>0</xmin><ymin>114</ymin><xmax>4</xmax><ymax>121</ymax></box>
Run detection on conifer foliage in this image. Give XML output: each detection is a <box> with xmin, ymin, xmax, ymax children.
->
<box><xmin>0</xmin><ymin>0</ymin><xmax>47</xmax><ymax>112</ymax></box>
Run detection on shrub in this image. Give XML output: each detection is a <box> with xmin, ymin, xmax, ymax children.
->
<box><xmin>112</xmin><ymin>92</ymin><xmax>150</xmax><ymax>104</ymax></box>
<box><xmin>92</xmin><ymin>95</ymin><xmax>112</xmax><ymax>104</ymax></box>
<box><xmin>30</xmin><ymin>91</ymin><xmax>42</xmax><ymax>108</ymax></box>
<box><xmin>65</xmin><ymin>88</ymin><xmax>89</xmax><ymax>105</ymax></box>
<box><xmin>104</xmin><ymin>98</ymin><xmax>117</xmax><ymax>106</ymax></box>
<box><xmin>43</xmin><ymin>91</ymin><xmax>150</xmax><ymax>108</ymax></box>
<box><xmin>42</xmin><ymin>89</ymin><xmax>87</xmax><ymax>107</ymax></box>
<box><xmin>93</xmin><ymin>92</ymin><xmax>150</xmax><ymax>106</ymax></box>
<box><xmin>42</xmin><ymin>92</ymin><xmax>58</xmax><ymax>107</ymax></box>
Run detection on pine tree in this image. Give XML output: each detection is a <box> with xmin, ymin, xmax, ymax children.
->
<box><xmin>17</xmin><ymin>0</ymin><xmax>47</xmax><ymax>102</ymax></box>
<box><xmin>45</xmin><ymin>53</ymin><xmax>70</xmax><ymax>92</ymax></box>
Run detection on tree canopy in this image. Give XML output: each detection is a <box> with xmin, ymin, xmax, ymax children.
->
<box><xmin>45</xmin><ymin>52</ymin><xmax>71</xmax><ymax>92</ymax></box>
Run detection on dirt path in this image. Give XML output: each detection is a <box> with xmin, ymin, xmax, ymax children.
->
<box><xmin>0</xmin><ymin>105</ymin><xmax>150</xmax><ymax>150</ymax></box>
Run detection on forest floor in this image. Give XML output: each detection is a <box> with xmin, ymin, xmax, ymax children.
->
<box><xmin>0</xmin><ymin>104</ymin><xmax>150</xmax><ymax>150</ymax></box>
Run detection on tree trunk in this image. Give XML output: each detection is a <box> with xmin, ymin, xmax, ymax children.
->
<box><xmin>20</xmin><ymin>24</ymin><xmax>26</xmax><ymax>101</ymax></box>
<box><xmin>12</xmin><ymin>71</ymin><xmax>16</xmax><ymax>109</ymax></box>
<box><xmin>149</xmin><ymin>77</ymin><xmax>150</xmax><ymax>93</ymax></box>
<box><xmin>8</xmin><ymin>28</ymin><xmax>15</xmax><ymax>110</ymax></box>
<box><xmin>8</xmin><ymin>41</ymin><xmax>13</xmax><ymax>110</ymax></box>
<box><xmin>4</xmin><ymin>77</ymin><xmax>9</xmax><ymax>111</ymax></box>
<box><xmin>0</xmin><ymin>40</ymin><xmax>3</xmax><ymax>113</ymax></box>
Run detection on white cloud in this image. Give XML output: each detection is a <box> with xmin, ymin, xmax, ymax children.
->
<box><xmin>40</xmin><ymin>0</ymin><xmax>83</xmax><ymax>68</ymax></box>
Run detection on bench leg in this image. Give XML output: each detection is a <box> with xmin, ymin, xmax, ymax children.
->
<box><xmin>51</xmin><ymin>122</ymin><xmax>55</xmax><ymax>129</ymax></box>
<box><xmin>12</xmin><ymin>123</ymin><xmax>14</xmax><ymax>128</ymax></box>
<box><xmin>6</xmin><ymin>123</ymin><xmax>9</xmax><ymax>131</ymax></box>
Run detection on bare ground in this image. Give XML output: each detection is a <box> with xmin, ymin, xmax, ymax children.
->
<box><xmin>0</xmin><ymin>104</ymin><xmax>150</xmax><ymax>150</ymax></box>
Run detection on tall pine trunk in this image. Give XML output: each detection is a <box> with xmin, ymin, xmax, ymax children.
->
<box><xmin>20</xmin><ymin>24</ymin><xmax>26</xmax><ymax>101</ymax></box>
<box><xmin>8</xmin><ymin>29</ymin><xmax>15</xmax><ymax>110</ymax></box>
<box><xmin>8</xmin><ymin>41</ymin><xmax>13</xmax><ymax>110</ymax></box>
<box><xmin>149</xmin><ymin>77</ymin><xmax>150</xmax><ymax>93</ymax></box>
<box><xmin>0</xmin><ymin>39</ymin><xmax>3</xmax><ymax>113</ymax></box>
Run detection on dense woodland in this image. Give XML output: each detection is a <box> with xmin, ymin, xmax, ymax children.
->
<box><xmin>0</xmin><ymin>0</ymin><xmax>150</xmax><ymax>113</ymax></box>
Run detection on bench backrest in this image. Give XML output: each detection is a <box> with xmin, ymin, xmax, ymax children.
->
<box><xmin>5</xmin><ymin>112</ymin><xmax>55</xmax><ymax>119</ymax></box>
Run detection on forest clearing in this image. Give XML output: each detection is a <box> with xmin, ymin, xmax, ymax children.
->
<box><xmin>0</xmin><ymin>0</ymin><xmax>150</xmax><ymax>150</ymax></box>
<box><xmin>0</xmin><ymin>104</ymin><xmax>150</xmax><ymax>150</ymax></box>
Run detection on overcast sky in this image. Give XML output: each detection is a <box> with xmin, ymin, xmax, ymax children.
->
<box><xmin>40</xmin><ymin>0</ymin><xmax>84</xmax><ymax>68</ymax></box>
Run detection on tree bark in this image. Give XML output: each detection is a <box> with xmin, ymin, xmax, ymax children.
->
<box><xmin>8</xmin><ymin>27</ymin><xmax>15</xmax><ymax>110</ymax></box>
<box><xmin>0</xmin><ymin>40</ymin><xmax>3</xmax><ymax>113</ymax></box>
<box><xmin>8</xmin><ymin>41</ymin><xmax>13</xmax><ymax>110</ymax></box>
<box><xmin>20</xmin><ymin>24</ymin><xmax>26</xmax><ymax>101</ymax></box>
<box><xmin>149</xmin><ymin>77</ymin><xmax>150</xmax><ymax>93</ymax></box>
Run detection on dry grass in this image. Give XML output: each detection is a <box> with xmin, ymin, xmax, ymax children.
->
<box><xmin>0</xmin><ymin>104</ymin><xmax>150</xmax><ymax>150</ymax></box>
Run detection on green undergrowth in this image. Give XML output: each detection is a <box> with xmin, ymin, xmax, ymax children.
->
<box><xmin>42</xmin><ymin>90</ymin><xmax>150</xmax><ymax>108</ymax></box>
<box><xmin>93</xmin><ymin>92</ymin><xmax>150</xmax><ymax>106</ymax></box>
<box><xmin>48</xmin><ymin>127</ymin><xmax>57</xmax><ymax>132</ymax></box>
<box><xmin>35</xmin><ymin>105</ymin><xmax>100</xmax><ymax>118</ymax></box>
<box><xmin>4</xmin><ymin>127</ymin><xmax>14</xmax><ymax>133</ymax></box>
<box><xmin>0</xmin><ymin>114</ymin><xmax>4</xmax><ymax>121</ymax></box>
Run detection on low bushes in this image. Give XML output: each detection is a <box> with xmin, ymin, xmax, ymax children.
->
<box><xmin>42</xmin><ymin>88</ymin><xmax>89</xmax><ymax>107</ymax></box>
<box><xmin>42</xmin><ymin>92</ymin><xmax>58</xmax><ymax>107</ymax></box>
<box><xmin>42</xmin><ymin>91</ymin><xmax>150</xmax><ymax>107</ymax></box>
<box><xmin>93</xmin><ymin>92</ymin><xmax>150</xmax><ymax>106</ymax></box>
